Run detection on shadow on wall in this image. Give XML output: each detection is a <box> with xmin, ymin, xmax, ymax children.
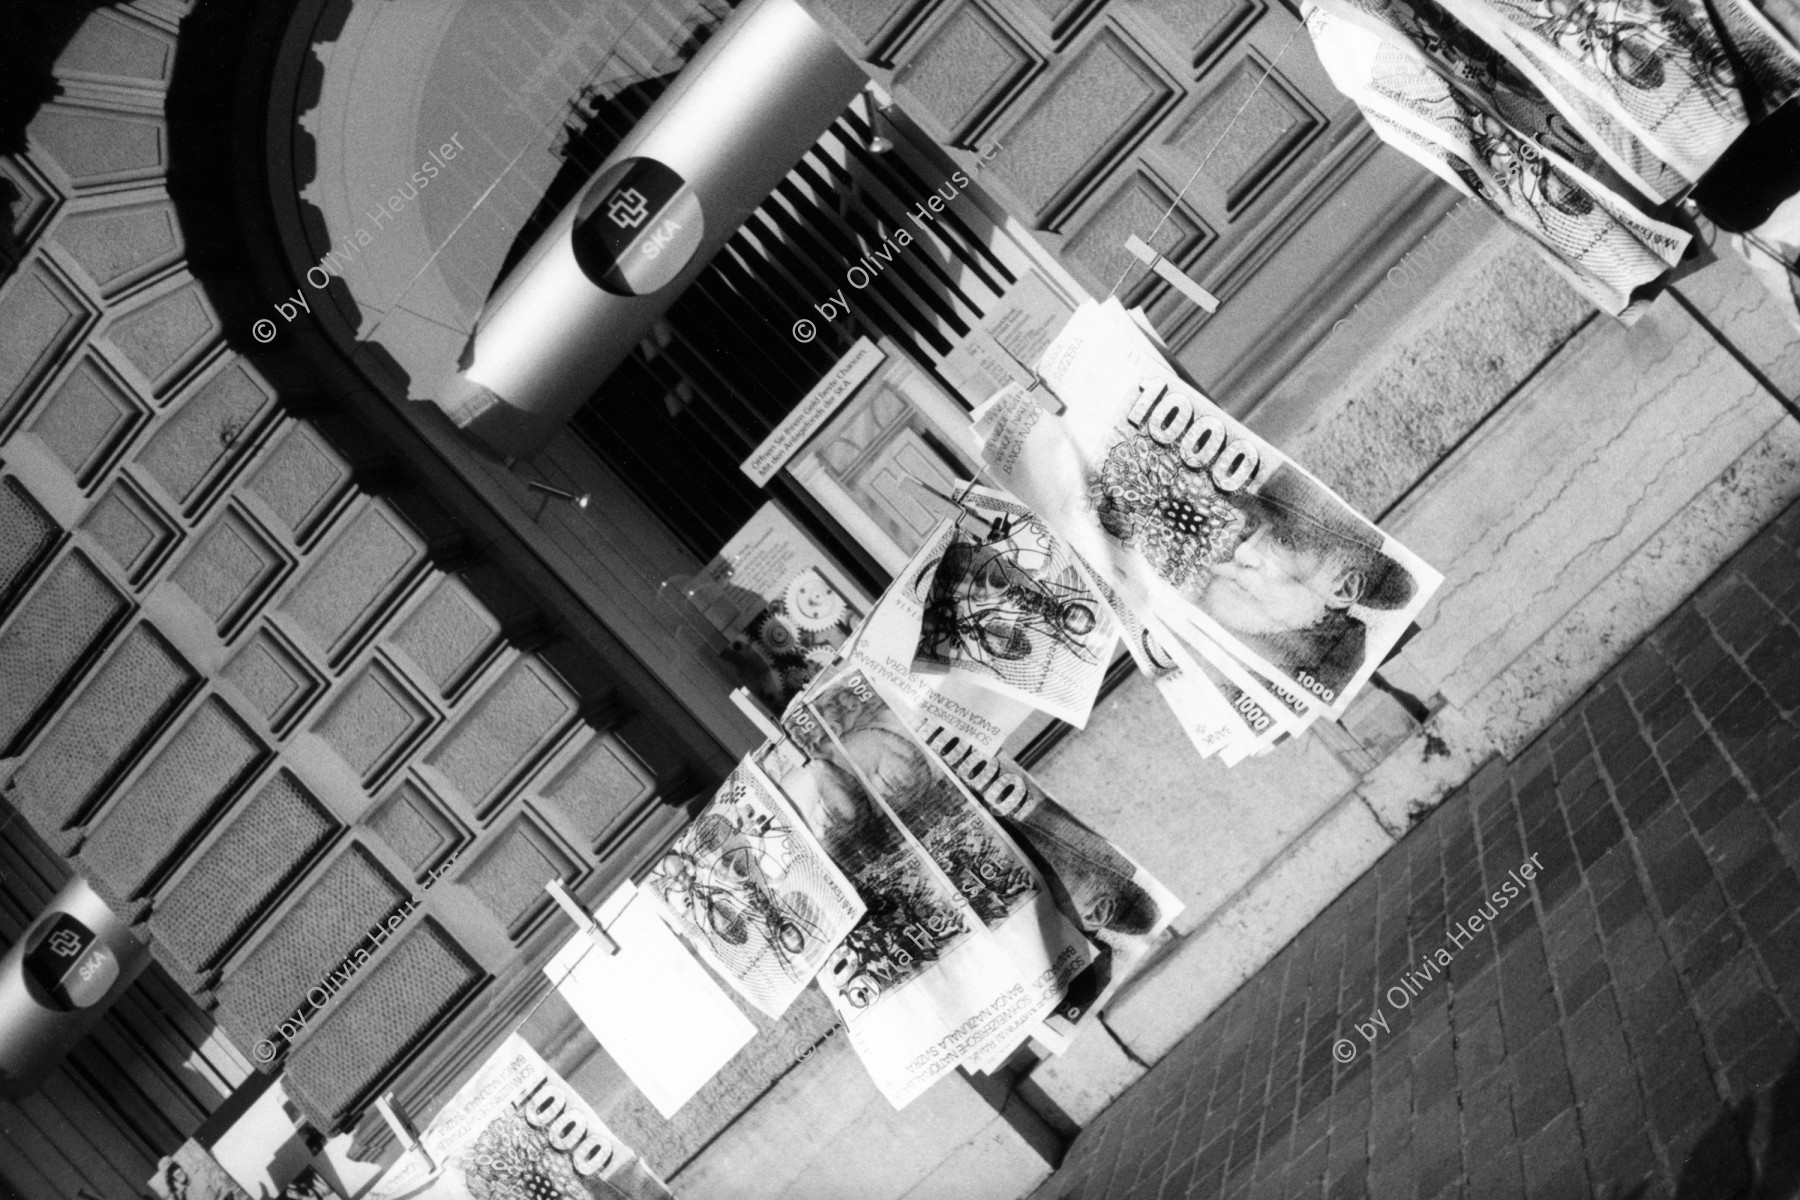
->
<box><xmin>280</xmin><ymin>0</ymin><xmax>713</xmax><ymax>431</ymax></box>
<box><xmin>1606</xmin><ymin>1051</ymin><xmax>1800</xmax><ymax>1199</ymax></box>
<box><xmin>1674</xmin><ymin>1050</ymin><xmax>1800</xmax><ymax>1200</ymax></box>
<box><xmin>170</xmin><ymin>0</ymin><xmax>431</xmax><ymax>409</ymax></box>
<box><xmin>489</xmin><ymin>37</ymin><xmax>708</xmax><ymax>297</ymax></box>
<box><xmin>0</xmin><ymin>1</ymin><xmax>124</xmax><ymax>153</ymax></box>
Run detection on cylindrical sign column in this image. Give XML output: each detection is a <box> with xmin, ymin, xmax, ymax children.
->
<box><xmin>0</xmin><ymin>877</ymin><xmax>150</xmax><ymax>1097</ymax></box>
<box><xmin>436</xmin><ymin>0</ymin><xmax>869</xmax><ymax>459</ymax></box>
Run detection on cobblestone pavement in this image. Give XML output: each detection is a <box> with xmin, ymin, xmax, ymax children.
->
<box><xmin>1029</xmin><ymin>501</ymin><xmax>1800</xmax><ymax>1200</ymax></box>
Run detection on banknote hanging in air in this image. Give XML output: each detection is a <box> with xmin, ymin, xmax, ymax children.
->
<box><xmin>976</xmin><ymin>297</ymin><xmax>1444</xmax><ymax>758</ymax></box>
<box><xmin>758</xmin><ymin>699</ymin><xmax>1039</xmax><ymax>1109</ymax></box>
<box><xmin>908</xmin><ymin>486</ymin><xmax>1117</xmax><ymax>728</ymax></box>
<box><xmin>1298</xmin><ymin>0</ymin><xmax>1800</xmax><ymax>314</ymax></box>
<box><xmin>641</xmin><ymin>760</ymin><xmax>866</xmax><ymax>1020</ymax></box>
<box><xmin>365</xmin><ymin>1033</ymin><xmax>674</xmax><ymax>1200</ymax></box>
<box><xmin>846</xmin><ymin>515</ymin><xmax>1036</xmax><ymax>760</ymax></box>
<box><xmin>923</xmin><ymin>729</ymin><xmax>1184</xmax><ymax>1052</ymax></box>
<box><xmin>802</xmin><ymin>665</ymin><xmax>1095</xmax><ymax>1072</ymax></box>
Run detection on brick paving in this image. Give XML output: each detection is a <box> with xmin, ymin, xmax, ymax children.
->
<box><xmin>1029</xmin><ymin>501</ymin><xmax>1800</xmax><ymax>1200</ymax></box>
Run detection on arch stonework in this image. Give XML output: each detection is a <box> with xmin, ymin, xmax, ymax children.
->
<box><xmin>0</xmin><ymin>0</ymin><xmax>741</xmax><ymax>1159</ymax></box>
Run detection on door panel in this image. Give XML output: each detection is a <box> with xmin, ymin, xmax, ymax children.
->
<box><xmin>807</xmin><ymin>0</ymin><xmax>1438</xmax><ymax>415</ymax></box>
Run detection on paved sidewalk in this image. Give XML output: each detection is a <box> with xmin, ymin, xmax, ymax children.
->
<box><xmin>1029</xmin><ymin>501</ymin><xmax>1800</xmax><ymax>1200</ymax></box>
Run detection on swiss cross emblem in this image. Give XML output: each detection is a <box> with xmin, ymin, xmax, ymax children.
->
<box><xmin>606</xmin><ymin>187</ymin><xmax>650</xmax><ymax>230</ymax></box>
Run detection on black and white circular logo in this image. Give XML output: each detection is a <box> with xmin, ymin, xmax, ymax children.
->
<box><xmin>572</xmin><ymin>157</ymin><xmax>705</xmax><ymax>295</ymax></box>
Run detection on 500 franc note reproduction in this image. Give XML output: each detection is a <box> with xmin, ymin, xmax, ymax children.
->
<box><xmin>804</xmin><ymin>667</ymin><xmax>1094</xmax><ymax>1071</ymax></box>
<box><xmin>760</xmin><ymin>706</ymin><xmax>1027</xmax><ymax>1108</ymax></box>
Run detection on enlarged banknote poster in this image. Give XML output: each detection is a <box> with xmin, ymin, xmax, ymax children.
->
<box><xmin>1060</xmin><ymin>535</ymin><xmax>1295</xmax><ymax>762</ymax></box>
<box><xmin>1150</xmin><ymin>620</ymin><xmax>1281</xmax><ymax>762</ymax></box>
<box><xmin>1161</xmin><ymin>614</ymin><xmax>1327</xmax><ymax>764</ymax></box>
<box><xmin>981</xmin><ymin>298</ymin><xmax>1443</xmax><ymax>719</ymax></box>
<box><xmin>642</xmin><ymin>760</ymin><xmax>865</xmax><ymax>1020</ymax></box>
<box><xmin>1300</xmin><ymin>0</ymin><xmax>1689</xmax><ymax>313</ymax></box>
<box><xmin>150</xmin><ymin>1140</ymin><xmax>252</xmax><ymax>1200</ymax></box>
<box><xmin>365</xmin><ymin>1034</ymin><xmax>671</xmax><ymax>1200</ymax></box>
<box><xmin>1428</xmin><ymin>0</ymin><xmax>1799</xmax><ymax>190</ymax></box>
<box><xmin>847</xmin><ymin>516</ymin><xmax>1033</xmax><ymax>759</ymax></box>
<box><xmin>760</xmin><ymin>707</ymin><xmax>1035</xmax><ymax>1107</ymax></box>
<box><xmin>912</xmin><ymin>486</ymin><xmax>1116</xmax><ymax>728</ymax></box>
<box><xmin>805</xmin><ymin>668</ymin><xmax>1095</xmax><ymax>1069</ymax></box>
<box><xmin>922</xmin><ymin>734</ymin><xmax>1183</xmax><ymax>1043</ymax></box>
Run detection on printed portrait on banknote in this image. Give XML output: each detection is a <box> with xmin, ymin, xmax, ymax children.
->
<box><xmin>805</xmin><ymin>668</ymin><xmax>1095</xmax><ymax>1070</ymax></box>
<box><xmin>760</xmin><ymin>713</ymin><xmax>976</xmax><ymax>1009</ymax></box>
<box><xmin>806</xmin><ymin>671</ymin><xmax>1038</xmax><ymax>927</ymax></box>
<box><xmin>1082</xmin><ymin>384</ymin><xmax>1429</xmax><ymax>701</ymax></box>
<box><xmin>761</xmin><ymin>707</ymin><xmax>1040</xmax><ymax>1107</ymax></box>
<box><xmin>984</xmin><ymin>299</ymin><xmax>1444</xmax><ymax>717</ymax></box>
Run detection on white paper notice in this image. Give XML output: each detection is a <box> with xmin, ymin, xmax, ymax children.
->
<box><xmin>742</xmin><ymin>338</ymin><xmax>886</xmax><ymax>485</ymax></box>
<box><xmin>546</xmin><ymin>883</ymin><xmax>756</xmax><ymax>1119</ymax></box>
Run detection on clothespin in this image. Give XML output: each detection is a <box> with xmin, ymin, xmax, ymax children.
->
<box><xmin>908</xmin><ymin>470</ymin><xmax>987</xmax><ymax>511</ymax></box>
<box><xmin>951</xmin><ymin>468</ymin><xmax>987</xmax><ymax>508</ymax></box>
<box><xmin>731</xmin><ymin>687</ymin><xmax>785</xmax><ymax>743</ymax></box>
<box><xmin>375</xmin><ymin>1092</ymin><xmax>436</xmax><ymax>1174</ymax></box>
<box><xmin>912</xmin><ymin>478</ymin><xmax>974</xmax><ymax>519</ymax></box>
<box><xmin>1018</xmin><ymin>367</ymin><xmax>1064</xmax><ymax>415</ymax></box>
<box><xmin>545</xmin><ymin>879</ymin><xmax>619</xmax><ymax>955</ymax></box>
<box><xmin>1125</xmin><ymin>235</ymin><xmax>1220</xmax><ymax>313</ymax></box>
<box><xmin>933</xmin><ymin>473</ymin><xmax>1008</xmax><ymax>539</ymax></box>
<box><xmin>914</xmin><ymin>478</ymin><xmax>1015</xmax><ymax>539</ymax></box>
<box><xmin>731</xmin><ymin>688</ymin><xmax>809</xmax><ymax>763</ymax></box>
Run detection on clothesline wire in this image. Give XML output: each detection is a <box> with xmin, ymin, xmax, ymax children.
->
<box><xmin>495</xmin><ymin>901</ymin><xmax>610</xmax><ymax>1065</ymax></box>
<box><xmin>1105</xmin><ymin>18</ymin><xmax>1311</xmax><ymax>303</ymax></box>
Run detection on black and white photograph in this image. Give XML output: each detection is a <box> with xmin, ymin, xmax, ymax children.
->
<box><xmin>3</xmin><ymin>0</ymin><xmax>1799</xmax><ymax>1194</ymax></box>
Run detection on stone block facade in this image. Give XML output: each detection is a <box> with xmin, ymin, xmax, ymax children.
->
<box><xmin>0</xmin><ymin>0</ymin><xmax>708</xmax><ymax>1144</ymax></box>
<box><xmin>5</xmin><ymin>2</ymin><xmax>1796</xmax><ymax>1197</ymax></box>
<box><xmin>798</xmin><ymin>0</ymin><xmax>1445</xmax><ymax>417</ymax></box>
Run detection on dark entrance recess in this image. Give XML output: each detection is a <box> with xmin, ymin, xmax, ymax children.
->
<box><xmin>513</xmin><ymin>64</ymin><xmax>1035</xmax><ymax>590</ymax></box>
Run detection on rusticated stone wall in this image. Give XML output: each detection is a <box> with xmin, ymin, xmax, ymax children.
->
<box><xmin>0</xmin><ymin>0</ymin><xmax>709</xmax><ymax>1143</ymax></box>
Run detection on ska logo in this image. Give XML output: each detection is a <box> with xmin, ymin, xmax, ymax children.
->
<box><xmin>575</xmin><ymin>159</ymin><xmax>705</xmax><ymax>296</ymax></box>
<box><xmin>640</xmin><ymin>218</ymin><xmax>683</xmax><ymax>259</ymax></box>
<box><xmin>606</xmin><ymin>187</ymin><xmax>650</xmax><ymax>230</ymax></box>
